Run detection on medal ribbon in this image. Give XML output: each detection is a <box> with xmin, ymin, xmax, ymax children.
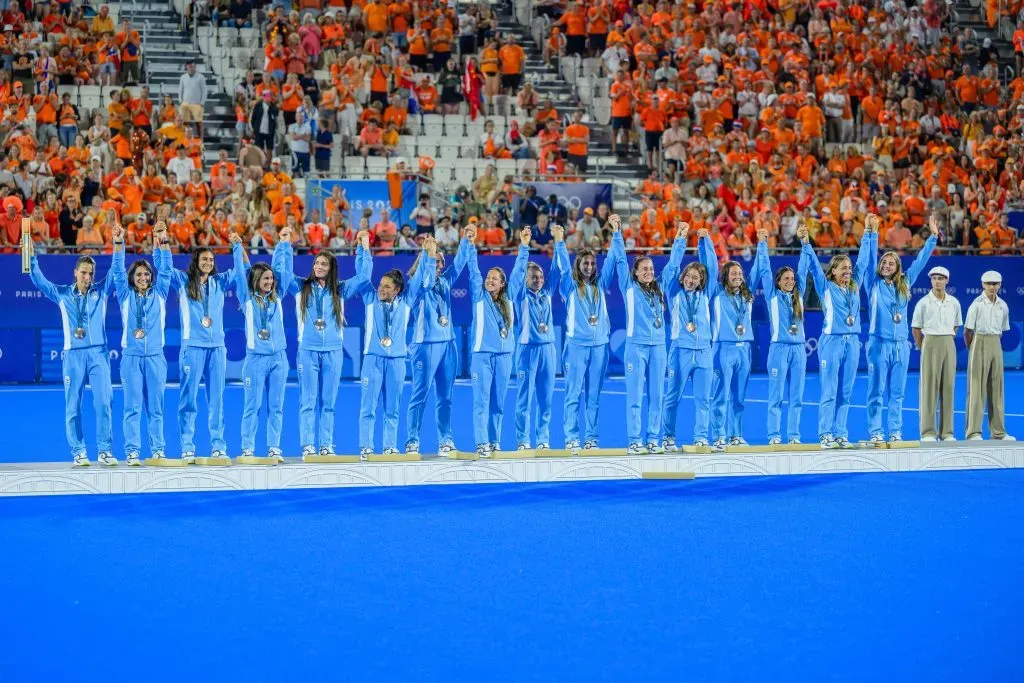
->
<box><xmin>257</xmin><ymin>294</ymin><xmax>273</xmax><ymax>332</ymax></box>
<box><xmin>886</xmin><ymin>281</ymin><xmax>904</xmax><ymax>320</ymax></box>
<box><xmin>202</xmin><ymin>279</ymin><xmax>210</xmax><ymax>321</ymax></box>
<box><xmin>487</xmin><ymin>295</ymin><xmax>508</xmax><ymax>334</ymax></box>
<box><xmin>534</xmin><ymin>291</ymin><xmax>551</xmax><ymax>328</ymax></box>
<box><xmin>683</xmin><ymin>290</ymin><xmax>699</xmax><ymax>326</ymax></box>
<box><xmin>75</xmin><ymin>288</ymin><xmax>88</xmax><ymax>330</ymax></box>
<box><xmin>378</xmin><ymin>300</ymin><xmax>395</xmax><ymax>343</ymax></box>
<box><xmin>314</xmin><ymin>284</ymin><xmax>327</xmax><ymax>322</ymax></box>
<box><xmin>844</xmin><ymin>287</ymin><xmax>856</xmax><ymax>322</ymax></box>
<box><xmin>642</xmin><ymin>286</ymin><xmax>662</xmax><ymax>323</ymax></box>
<box><xmin>730</xmin><ymin>292</ymin><xmax>746</xmax><ymax>326</ymax></box>
<box><xmin>582</xmin><ymin>282</ymin><xmax>599</xmax><ymax>322</ymax></box>
<box><xmin>134</xmin><ymin>290</ymin><xmax>147</xmax><ymax>331</ymax></box>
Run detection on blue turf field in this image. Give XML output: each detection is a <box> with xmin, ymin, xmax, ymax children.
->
<box><xmin>1</xmin><ymin>470</ymin><xmax>1023</xmax><ymax>681</ymax></box>
<box><xmin>3</xmin><ymin>371</ymin><xmax>1022</xmax><ymax>460</ymax></box>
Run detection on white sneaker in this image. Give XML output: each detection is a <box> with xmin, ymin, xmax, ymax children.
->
<box><xmin>181</xmin><ymin>452</ymin><xmax>196</xmax><ymax>465</ymax></box>
<box><xmin>438</xmin><ymin>442</ymin><xmax>455</xmax><ymax>456</ymax></box>
<box><xmin>302</xmin><ymin>445</ymin><xmax>316</xmax><ymax>457</ymax></box>
<box><xmin>211</xmin><ymin>450</ymin><xmax>229</xmax><ymax>460</ymax></box>
<box><xmin>359</xmin><ymin>447</ymin><xmax>372</xmax><ymax>461</ymax></box>
<box><xmin>477</xmin><ymin>444</ymin><xmax>491</xmax><ymax>459</ymax></box>
<box><xmin>646</xmin><ymin>442</ymin><xmax>665</xmax><ymax>454</ymax></box>
<box><xmin>383</xmin><ymin>448</ymin><xmax>400</xmax><ymax>455</ymax></box>
<box><xmin>712</xmin><ymin>438</ymin><xmax>726</xmax><ymax>451</ymax></box>
<box><xmin>269</xmin><ymin>448</ymin><xmax>284</xmax><ymax>463</ymax></box>
<box><xmin>583</xmin><ymin>440</ymin><xmax>598</xmax><ymax>450</ymax></box>
<box><xmin>768</xmin><ymin>437</ymin><xmax>782</xmax><ymax>446</ymax></box>
<box><xmin>241</xmin><ymin>448</ymin><xmax>255</xmax><ymax>458</ymax></box>
<box><xmin>694</xmin><ymin>438</ymin><xmax>709</xmax><ymax>447</ymax></box>
<box><xmin>517</xmin><ymin>443</ymin><xmax>531</xmax><ymax>450</ymax></box>
<box><xmin>126</xmin><ymin>453</ymin><xmax>142</xmax><ymax>467</ymax></box>
<box><xmin>729</xmin><ymin>437</ymin><xmax>749</xmax><ymax>446</ymax></box>
<box><xmin>536</xmin><ymin>443</ymin><xmax>550</xmax><ymax>450</ymax></box>
<box><xmin>566</xmin><ymin>439</ymin><xmax>581</xmax><ymax>455</ymax></box>
<box><xmin>319</xmin><ymin>446</ymin><xmax>335</xmax><ymax>457</ymax></box>
<box><xmin>98</xmin><ymin>452</ymin><xmax>117</xmax><ymax>466</ymax></box>
<box><xmin>940</xmin><ymin>435</ymin><xmax>957</xmax><ymax>442</ymax></box>
<box><xmin>487</xmin><ymin>442</ymin><xmax>498</xmax><ymax>453</ymax></box>
<box><xmin>870</xmin><ymin>433</ymin><xmax>885</xmax><ymax>443</ymax></box>
<box><xmin>788</xmin><ymin>438</ymin><xmax>801</xmax><ymax>445</ymax></box>
<box><xmin>627</xmin><ymin>443</ymin><xmax>647</xmax><ymax>455</ymax></box>
<box><xmin>921</xmin><ymin>436</ymin><xmax>937</xmax><ymax>442</ymax></box>
<box><xmin>405</xmin><ymin>442</ymin><xmax>420</xmax><ymax>454</ymax></box>
<box><xmin>835</xmin><ymin>437</ymin><xmax>855</xmax><ymax>449</ymax></box>
<box><xmin>820</xmin><ymin>435</ymin><xmax>837</xmax><ymax>449</ymax></box>
<box><xmin>662</xmin><ymin>437</ymin><xmax>679</xmax><ymax>453</ymax></box>
<box><xmin>1000</xmin><ymin>435</ymin><xmax>1017</xmax><ymax>441</ymax></box>
<box><xmin>151</xmin><ymin>450</ymin><xmax>165</xmax><ymax>460</ymax></box>
<box><xmin>73</xmin><ymin>453</ymin><xmax>90</xmax><ymax>467</ymax></box>
<box><xmin>967</xmin><ymin>435</ymin><xmax>983</xmax><ymax>441</ymax></box>
<box><xmin>889</xmin><ymin>433</ymin><xmax>902</xmax><ymax>443</ymax></box>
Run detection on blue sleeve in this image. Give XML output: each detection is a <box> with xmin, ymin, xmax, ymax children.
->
<box><xmin>555</xmin><ymin>241</ymin><xmax>574</xmax><ymax>300</ymax></box>
<box><xmin>342</xmin><ymin>246</ymin><xmax>374</xmax><ymax>298</ymax></box>
<box><xmin>544</xmin><ymin>246</ymin><xmax>563</xmax><ymax>296</ymax></box>
<box><xmin>154</xmin><ymin>247</ymin><xmax>172</xmax><ymax>298</ymax></box>
<box><xmin>756</xmin><ymin>240</ymin><xmax>775</xmax><ymax>298</ymax></box>
<box><xmin>803</xmin><ymin>241</ymin><xmax>827</xmax><ymax>297</ymax></box>
<box><xmin>232</xmin><ymin>243</ymin><xmax>250</xmax><ymax>304</ymax></box>
<box><xmin>441</xmin><ymin>238</ymin><xmax>472</xmax><ymax>285</ymax></box>
<box><xmin>29</xmin><ymin>256</ymin><xmax>61</xmax><ymax>303</ymax></box>
<box><xmin>112</xmin><ymin>242</ymin><xmax>129</xmax><ymax>300</ymax></box>
<box><xmin>746</xmin><ymin>251</ymin><xmax>765</xmax><ymax>297</ymax></box>
<box><xmin>468</xmin><ymin>242</ymin><xmax>484</xmax><ymax>302</ymax></box>
<box><xmin>272</xmin><ymin>240</ymin><xmax>294</xmax><ymax>298</ymax></box>
<box><xmin>796</xmin><ymin>247</ymin><xmax>811</xmax><ymax>298</ymax></box>
<box><xmin>658</xmin><ymin>236</ymin><xmax>685</xmax><ymax>294</ymax></box>
<box><xmin>862</xmin><ymin>231</ymin><xmax>880</xmax><ymax>292</ymax></box>
<box><xmin>905</xmin><ymin>234</ymin><xmax>938</xmax><ymax>287</ymax></box>
<box><xmin>168</xmin><ymin>265</ymin><xmax>187</xmax><ymax>292</ymax></box>
<box><xmin>606</xmin><ymin>231</ymin><xmax>627</xmax><ymax>293</ymax></box>
<box><xmin>509</xmin><ymin>245</ymin><xmax>529</xmax><ymax>302</ymax></box>
<box><xmin>406</xmin><ymin>253</ymin><xmax>434</xmax><ymax>302</ymax></box>
<box><xmin>698</xmin><ymin>236</ymin><xmax>719</xmax><ymax>299</ymax></box>
<box><xmin>853</xmin><ymin>232</ymin><xmax>872</xmax><ymax>289</ymax></box>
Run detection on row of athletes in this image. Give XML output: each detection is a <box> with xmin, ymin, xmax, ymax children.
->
<box><xmin>27</xmin><ymin>212</ymin><xmax>959</xmax><ymax>465</ymax></box>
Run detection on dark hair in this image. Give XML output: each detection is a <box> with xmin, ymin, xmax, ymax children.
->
<box><xmin>571</xmin><ymin>249</ymin><xmax>598</xmax><ymax>298</ymax></box>
<box><xmin>126</xmin><ymin>258</ymin><xmax>154</xmax><ymax>292</ymax></box>
<box><xmin>382</xmin><ymin>268</ymin><xmax>405</xmax><ymax>295</ymax></box>
<box><xmin>247</xmin><ymin>263</ymin><xmax>277</xmax><ymax>301</ymax></box>
<box><xmin>679</xmin><ymin>262</ymin><xmax>707</xmax><ymax>290</ymax></box>
<box><xmin>774</xmin><ymin>266</ymin><xmax>802</xmax><ymax>320</ymax></box>
<box><xmin>631</xmin><ymin>256</ymin><xmax>664</xmax><ymax>304</ymax></box>
<box><xmin>720</xmin><ymin>261</ymin><xmax>753</xmax><ymax>302</ymax></box>
<box><xmin>74</xmin><ymin>255</ymin><xmax>96</xmax><ymax>272</ymax></box>
<box><xmin>300</xmin><ymin>252</ymin><xmax>343</xmax><ymax>326</ymax></box>
<box><xmin>185</xmin><ymin>248</ymin><xmax>216</xmax><ymax>301</ymax></box>
<box><xmin>487</xmin><ymin>267</ymin><xmax>512</xmax><ymax>327</ymax></box>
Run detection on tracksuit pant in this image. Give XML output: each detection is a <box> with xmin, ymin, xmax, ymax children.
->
<box><xmin>178</xmin><ymin>346</ymin><xmax>227</xmax><ymax>454</ymax></box>
<box><xmin>241</xmin><ymin>351</ymin><xmax>288</xmax><ymax>453</ymax></box>
<box><xmin>624</xmin><ymin>342</ymin><xmax>666</xmax><ymax>446</ymax></box>
<box><xmin>121</xmin><ymin>353</ymin><xmax>167</xmax><ymax>456</ymax></box>
<box><xmin>766</xmin><ymin>342</ymin><xmax>806</xmax><ymax>443</ymax></box>
<box><xmin>866</xmin><ymin>338</ymin><xmax>910</xmax><ymax>438</ymax></box>
<box><xmin>297</xmin><ymin>348</ymin><xmax>343</xmax><ymax>451</ymax></box>
<box><xmin>471</xmin><ymin>351</ymin><xmax>512</xmax><ymax>448</ymax></box>
<box><xmin>817</xmin><ymin>334</ymin><xmax>861</xmax><ymax>440</ymax></box>
<box><xmin>63</xmin><ymin>346</ymin><xmax>113</xmax><ymax>457</ymax></box>
<box><xmin>514</xmin><ymin>343</ymin><xmax>556</xmax><ymax>447</ymax></box>
<box><xmin>711</xmin><ymin>341</ymin><xmax>751</xmax><ymax>441</ymax></box>
<box><xmin>360</xmin><ymin>355</ymin><xmax>404</xmax><ymax>452</ymax></box>
<box><xmin>662</xmin><ymin>346</ymin><xmax>713</xmax><ymax>443</ymax></box>
<box><xmin>406</xmin><ymin>340</ymin><xmax>458</xmax><ymax>449</ymax></box>
<box><xmin>563</xmin><ymin>342</ymin><xmax>609</xmax><ymax>444</ymax></box>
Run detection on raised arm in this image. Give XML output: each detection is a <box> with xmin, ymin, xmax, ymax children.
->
<box><xmin>544</xmin><ymin>224</ymin><xmax>565</xmax><ymax>296</ymax></box>
<box><xmin>603</xmin><ymin>214</ymin><xmax>626</xmax><ymax>292</ymax></box>
<box><xmin>28</xmin><ymin>250</ymin><xmax>61</xmax><ymax>303</ymax></box>
<box><xmin>755</xmin><ymin>235</ymin><xmax>775</xmax><ymax>298</ymax></box>
<box><xmin>407</xmin><ymin>237</ymin><xmax>437</xmax><ymax>302</ymax></box>
<box><xmin>697</xmin><ymin>230</ymin><xmax>719</xmax><ymax>298</ymax></box>
<box><xmin>853</xmin><ymin>226</ymin><xmax>873</xmax><ymax>288</ymax></box>
<box><xmin>508</xmin><ymin>227</ymin><xmax>531</xmax><ymax>302</ymax></box>
<box><xmin>440</xmin><ymin>235</ymin><xmax>472</xmax><ymax>285</ymax></box>
<box><xmin>231</xmin><ymin>238</ymin><xmax>250</xmax><ymax>304</ymax></box>
<box><xmin>341</xmin><ymin>230</ymin><xmax>373</xmax><ymax>298</ymax></box>
<box><xmin>659</xmin><ymin>222</ymin><xmax>689</xmax><ymax>293</ymax></box>
<box><xmin>905</xmin><ymin>216</ymin><xmax>940</xmax><ymax>286</ymax></box>
<box><xmin>111</xmin><ymin>225</ymin><xmax>129</xmax><ymax>299</ymax></box>
<box><xmin>796</xmin><ymin>242</ymin><xmax>811</xmax><ymax>297</ymax></box>
<box><xmin>554</xmin><ymin>239</ymin><xmax>574</xmax><ymax>300</ymax></box>
<box><xmin>152</xmin><ymin>224</ymin><xmax>173</xmax><ymax>298</ymax></box>
<box><xmin>799</xmin><ymin>223</ymin><xmax>827</xmax><ymax>296</ymax></box>
<box><xmin>466</xmin><ymin>226</ymin><xmax>484</xmax><ymax>301</ymax></box>
<box><xmin>271</xmin><ymin>228</ymin><xmax>295</xmax><ymax>298</ymax></box>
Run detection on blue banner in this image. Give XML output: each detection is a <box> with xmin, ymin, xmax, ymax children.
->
<box><xmin>526</xmin><ymin>182</ymin><xmax>613</xmax><ymax>215</ymax></box>
<box><xmin>304</xmin><ymin>178</ymin><xmax>418</xmax><ymax>229</ymax></box>
<box><xmin>5</xmin><ymin>253</ymin><xmax>1022</xmax><ymax>382</ymax></box>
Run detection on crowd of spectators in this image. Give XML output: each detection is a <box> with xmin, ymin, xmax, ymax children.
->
<box><xmin>3</xmin><ymin>0</ymin><xmax>1024</xmax><ymax>258</ymax></box>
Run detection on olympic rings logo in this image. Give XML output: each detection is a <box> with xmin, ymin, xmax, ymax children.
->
<box><xmin>451</xmin><ymin>288</ymin><xmax>468</xmax><ymax>298</ymax></box>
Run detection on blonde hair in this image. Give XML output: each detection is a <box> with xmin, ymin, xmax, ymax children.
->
<box><xmin>824</xmin><ymin>254</ymin><xmax>857</xmax><ymax>291</ymax></box>
<box><xmin>877</xmin><ymin>251</ymin><xmax>909</xmax><ymax>299</ymax></box>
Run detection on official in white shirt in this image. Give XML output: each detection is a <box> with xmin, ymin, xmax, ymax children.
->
<box><xmin>964</xmin><ymin>270</ymin><xmax>1015</xmax><ymax>441</ymax></box>
<box><xmin>911</xmin><ymin>266</ymin><xmax>963</xmax><ymax>441</ymax></box>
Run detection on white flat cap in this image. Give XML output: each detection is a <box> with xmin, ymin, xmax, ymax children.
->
<box><xmin>981</xmin><ymin>270</ymin><xmax>1002</xmax><ymax>283</ymax></box>
<box><xmin>929</xmin><ymin>266</ymin><xmax>950</xmax><ymax>278</ymax></box>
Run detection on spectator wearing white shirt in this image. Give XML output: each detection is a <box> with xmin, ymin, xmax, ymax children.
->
<box><xmin>288</xmin><ymin>110</ymin><xmax>312</xmax><ymax>178</ymax></box>
<box><xmin>166</xmin><ymin>147</ymin><xmax>195</xmax><ymax>186</ymax></box>
<box><xmin>434</xmin><ymin>217</ymin><xmax>459</xmax><ymax>253</ymax></box>
<box><xmin>964</xmin><ymin>271</ymin><xmax>1014</xmax><ymax>441</ymax></box>
<box><xmin>178</xmin><ymin>62</ymin><xmax>208</xmax><ymax>138</ymax></box>
<box><xmin>912</xmin><ymin>266</ymin><xmax>963</xmax><ymax>442</ymax></box>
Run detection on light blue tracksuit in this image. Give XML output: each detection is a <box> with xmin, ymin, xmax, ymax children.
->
<box><xmin>405</xmin><ymin>238</ymin><xmax>472</xmax><ymax>450</ymax></box>
<box><xmin>612</xmin><ymin>235</ymin><xmax>685</xmax><ymax>446</ymax></box>
<box><xmin>234</xmin><ymin>241</ymin><xmax>292</xmax><ymax>454</ymax></box>
<box><xmin>113</xmin><ymin>243</ymin><xmax>172</xmax><ymax>457</ymax></box>
<box><xmin>358</xmin><ymin>251</ymin><xmax>433</xmax><ymax>452</ymax></box>
<box><xmin>285</xmin><ymin>246</ymin><xmax>372</xmax><ymax>452</ymax></box>
<box><xmin>803</xmin><ymin>237</ymin><xmax>873</xmax><ymax>440</ymax></box>
<box><xmin>864</xmin><ymin>233</ymin><xmax>937</xmax><ymax>438</ymax></box>
<box><xmin>756</xmin><ymin>241</ymin><xmax>810</xmax><ymax>443</ymax></box>
<box><xmin>468</xmin><ymin>244</ymin><xmax>516</xmax><ymax>448</ymax></box>
<box><xmin>509</xmin><ymin>245</ymin><xmax>562</xmax><ymax>448</ymax></box>
<box><xmin>169</xmin><ymin>257</ymin><xmax>241</xmax><ymax>454</ymax></box>
<box><xmin>30</xmin><ymin>256</ymin><xmax>115</xmax><ymax>457</ymax></box>
<box><xmin>708</xmin><ymin>253</ymin><xmax>764</xmax><ymax>442</ymax></box>
<box><xmin>662</xmin><ymin>235</ymin><xmax>717</xmax><ymax>444</ymax></box>
<box><xmin>554</xmin><ymin>232</ymin><xmax>623</xmax><ymax>445</ymax></box>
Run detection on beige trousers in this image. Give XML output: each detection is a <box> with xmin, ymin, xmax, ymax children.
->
<box><xmin>919</xmin><ymin>335</ymin><xmax>956</xmax><ymax>439</ymax></box>
<box><xmin>965</xmin><ymin>334</ymin><xmax>1006</xmax><ymax>439</ymax></box>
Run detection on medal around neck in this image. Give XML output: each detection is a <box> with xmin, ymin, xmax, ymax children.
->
<box><xmin>74</xmin><ymin>327</ymin><xmax>86</xmax><ymax>339</ymax></box>
<box><xmin>538</xmin><ymin>322</ymin><xmax>548</xmax><ymax>334</ymax></box>
<box><xmin>314</xmin><ymin>318</ymin><xmax>326</xmax><ymax>330</ymax></box>
<box><xmin>438</xmin><ymin>314</ymin><xmax>449</xmax><ymax>327</ymax></box>
<box><xmin>846</xmin><ymin>314</ymin><xmax>855</xmax><ymax>326</ymax></box>
<box><xmin>893</xmin><ymin>312</ymin><xmax>902</xmax><ymax>323</ymax></box>
<box><xmin>258</xmin><ymin>328</ymin><xmax>271</xmax><ymax>340</ymax></box>
<box><xmin>134</xmin><ymin>328</ymin><xmax>146</xmax><ymax>339</ymax></box>
<box><xmin>735</xmin><ymin>323</ymin><xmax>745</xmax><ymax>336</ymax></box>
<box><xmin>381</xmin><ymin>336</ymin><xmax>393</xmax><ymax>348</ymax></box>
<box><xmin>686</xmin><ymin>321</ymin><xmax>697</xmax><ymax>333</ymax></box>
<box><xmin>201</xmin><ymin>316</ymin><xmax>213</xmax><ymax>328</ymax></box>
<box><xmin>788</xmin><ymin>323</ymin><xmax>798</xmax><ymax>335</ymax></box>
